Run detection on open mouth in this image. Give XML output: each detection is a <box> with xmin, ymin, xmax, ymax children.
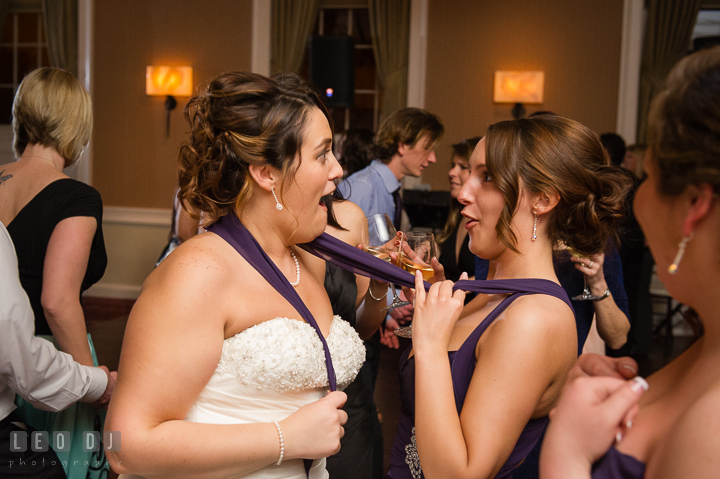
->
<box><xmin>320</xmin><ymin>193</ymin><xmax>334</xmax><ymax>211</ymax></box>
<box><xmin>461</xmin><ymin>210</ymin><xmax>478</xmax><ymax>229</ymax></box>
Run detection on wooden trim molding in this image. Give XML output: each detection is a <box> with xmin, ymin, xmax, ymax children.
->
<box><xmin>103</xmin><ymin>206</ymin><xmax>172</xmax><ymax>226</ymax></box>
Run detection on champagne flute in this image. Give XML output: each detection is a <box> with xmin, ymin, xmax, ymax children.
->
<box><xmin>394</xmin><ymin>231</ymin><xmax>438</xmax><ymax>338</ymax></box>
<box><xmin>364</xmin><ymin>214</ymin><xmax>411</xmax><ymax>310</ymax></box>
<box><xmin>567</xmin><ymin>247</ymin><xmax>603</xmax><ymax>301</ymax></box>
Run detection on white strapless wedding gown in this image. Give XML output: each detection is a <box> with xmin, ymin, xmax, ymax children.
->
<box><xmin>121</xmin><ymin>316</ymin><xmax>365</xmax><ymax>479</ymax></box>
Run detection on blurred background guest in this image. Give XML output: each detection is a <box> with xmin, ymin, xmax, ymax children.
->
<box><xmin>0</xmin><ymin>67</ymin><xmax>110</xmax><ymax>479</ymax></box>
<box><xmin>436</xmin><ymin>137</ymin><xmax>481</xmax><ymax>283</ymax></box>
<box><xmin>338</xmin><ymin>128</ymin><xmax>375</xmax><ymax>178</ymax></box>
<box><xmin>0</xmin><ymin>221</ymin><xmax>115</xmax><ymax>479</ymax></box>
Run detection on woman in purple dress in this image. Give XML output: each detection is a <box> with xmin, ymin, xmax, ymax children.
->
<box><xmin>540</xmin><ymin>46</ymin><xmax>720</xmax><ymax>479</ymax></box>
<box><xmin>386</xmin><ymin>115</ymin><xmax>630</xmax><ymax>479</ymax></box>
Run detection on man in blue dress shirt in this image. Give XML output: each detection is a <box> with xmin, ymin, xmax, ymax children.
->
<box><xmin>338</xmin><ymin>107</ymin><xmax>444</xmax><ymax>229</ymax></box>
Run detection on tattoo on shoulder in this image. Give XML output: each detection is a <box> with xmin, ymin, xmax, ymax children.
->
<box><xmin>0</xmin><ymin>170</ymin><xmax>12</xmax><ymax>185</ymax></box>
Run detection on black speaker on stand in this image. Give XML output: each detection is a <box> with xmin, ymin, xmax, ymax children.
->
<box><xmin>308</xmin><ymin>35</ymin><xmax>355</xmax><ymax>109</ymax></box>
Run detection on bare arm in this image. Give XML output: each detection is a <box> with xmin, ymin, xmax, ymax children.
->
<box><xmin>41</xmin><ymin>216</ymin><xmax>97</xmax><ymax>366</ymax></box>
<box><xmin>573</xmin><ymin>254</ymin><xmax>630</xmax><ymax>349</ymax></box>
<box><xmin>412</xmin><ymin>276</ymin><xmax>577</xmax><ymax>479</ymax></box>
<box><xmin>105</xmin><ymin>237</ymin><xmax>346</xmax><ymax>478</ymax></box>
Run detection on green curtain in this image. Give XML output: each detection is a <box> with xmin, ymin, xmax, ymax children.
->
<box><xmin>41</xmin><ymin>0</ymin><xmax>78</xmax><ymax>77</ymax></box>
<box><xmin>636</xmin><ymin>0</ymin><xmax>702</xmax><ymax>142</ymax></box>
<box><xmin>271</xmin><ymin>0</ymin><xmax>320</xmax><ymax>75</ymax></box>
<box><xmin>368</xmin><ymin>0</ymin><xmax>409</xmax><ymax>123</ymax></box>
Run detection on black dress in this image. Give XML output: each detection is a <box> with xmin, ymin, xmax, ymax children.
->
<box><xmin>324</xmin><ymin>262</ymin><xmax>377</xmax><ymax>479</ymax></box>
<box><xmin>6</xmin><ymin>178</ymin><xmax>109</xmax><ymax>479</ymax></box>
<box><xmin>438</xmin><ymin>224</ymin><xmax>475</xmax><ymax>282</ymax></box>
<box><xmin>7</xmin><ymin>178</ymin><xmax>107</xmax><ymax>335</ymax></box>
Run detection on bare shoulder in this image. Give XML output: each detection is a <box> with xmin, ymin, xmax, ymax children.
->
<box><xmin>326</xmin><ymin>200</ymin><xmax>366</xmax><ymax>245</ymax></box>
<box><xmin>137</xmin><ymin>231</ymin><xmax>252</xmax><ymax>329</ymax></box>
<box><xmin>477</xmin><ymin>292</ymin><xmax>577</xmax><ymax>379</ymax></box>
<box><xmin>498</xmin><ymin>293</ymin><xmax>576</xmax><ymax>338</ymax></box>
<box><xmin>148</xmin><ymin>232</ymin><xmax>237</xmax><ymax>292</ymax></box>
<box><xmin>650</xmin><ymin>383</ymin><xmax>720</xmax><ymax>478</ymax></box>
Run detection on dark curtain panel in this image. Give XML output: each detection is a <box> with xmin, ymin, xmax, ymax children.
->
<box><xmin>42</xmin><ymin>0</ymin><xmax>78</xmax><ymax>77</ymax></box>
<box><xmin>636</xmin><ymin>0</ymin><xmax>701</xmax><ymax>142</ymax></box>
<box><xmin>271</xmin><ymin>0</ymin><xmax>320</xmax><ymax>75</ymax></box>
<box><xmin>368</xmin><ymin>0</ymin><xmax>409</xmax><ymax>123</ymax></box>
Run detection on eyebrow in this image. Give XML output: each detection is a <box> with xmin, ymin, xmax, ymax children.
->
<box><xmin>315</xmin><ymin>138</ymin><xmax>332</xmax><ymax>151</ymax></box>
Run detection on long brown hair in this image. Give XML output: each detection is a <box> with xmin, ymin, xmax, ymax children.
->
<box><xmin>485</xmin><ymin>115</ymin><xmax>631</xmax><ymax>256</ymax></box>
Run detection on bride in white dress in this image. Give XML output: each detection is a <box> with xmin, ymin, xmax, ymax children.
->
<box><xmin>105</xmin><ymin>72</ymin><xmax>365</xmax><ymax>479</ymax></box>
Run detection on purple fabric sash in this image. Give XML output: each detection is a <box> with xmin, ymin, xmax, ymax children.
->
<box><xmin>207</xmin><ymin>215</ymin><xmax>573</xmax><ymax>478</ymax></box>
<box><xmin>301</xmin><ymin>232</ymin><xmax>574</xmax><ymax>309</ymax></box>
<box><xmin>206</xmin><ymin>214</ymin><xmax>335</xmax><ymax>477</ymax></box>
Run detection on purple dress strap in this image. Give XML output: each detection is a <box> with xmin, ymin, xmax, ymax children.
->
<box><xmin>302</xmin><ymin>233</ymin><xmax>574</xmax><ymax>310</ymax></box>
<box><xmin>592</xmin><ymin>447</ymin><xmax>646</xmax><ymax>478</ymax></box>
<box><xmin>206</xmin><ymin>214</ymin><xmax>335</xmax><ymax>478</ymax></box>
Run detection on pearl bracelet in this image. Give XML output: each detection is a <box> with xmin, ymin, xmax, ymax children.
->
<box><xmin>271</xmin><ymin>420</ymin><xmax>284</xmax><ymax>466</ymax></box>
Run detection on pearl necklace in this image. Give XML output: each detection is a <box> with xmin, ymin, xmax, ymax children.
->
<box><xmin>289</xmin><ymin>249</ymin><xmax>300</xmax><ymax>287</ymax></box>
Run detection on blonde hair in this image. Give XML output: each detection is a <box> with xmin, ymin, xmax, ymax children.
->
<box><xmin>12</xmin><ymin>67</ymin><xmax>92</xmax><ymax>165</ymax></box>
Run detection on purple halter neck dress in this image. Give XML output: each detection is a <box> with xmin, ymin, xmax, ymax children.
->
<box><xmin>208</xmin><ymin>214</ymin><xmax>590</xmax><ymax>479</ymax></box>
<box><xmin>591</xmin><ymin>447</ymin><xmax>645</xmax><ymax>478</ymax></box>
<box><xmin>386</xmin><ymin>280</ymin><xmax>572</xmax><ymax>479</ymax></box>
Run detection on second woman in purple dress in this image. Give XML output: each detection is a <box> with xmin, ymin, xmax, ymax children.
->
<box><xmin>387</xmin><ymin>115</ymin><xmax>630</xmax><ymax>479</ymax></box>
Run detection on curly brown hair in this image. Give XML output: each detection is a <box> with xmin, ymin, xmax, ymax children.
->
<box><xmin>485</xmin><ymin>115</ymin><xmax>632</xmax><ymax>257</ymax></box>
<box><xmin>177</xmin><ymin>72</ymin><xmax>332</xmax><ymax>220</ymax></box>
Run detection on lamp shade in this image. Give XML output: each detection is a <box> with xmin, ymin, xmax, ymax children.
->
<box><xmin>493</xmin><ymin>71</ymin><xmax>544</xmax><ymax>104</ymax></box>
<box><xmin>146</xmin><ymin>66</ymin><xmax>193</xmax><ymax>96</ymax></box>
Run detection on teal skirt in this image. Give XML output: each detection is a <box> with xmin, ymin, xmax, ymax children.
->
<box><xmin>14</xmin><ymin>334</ymin><xmax>110</xmax><ymax>479</ymax></box>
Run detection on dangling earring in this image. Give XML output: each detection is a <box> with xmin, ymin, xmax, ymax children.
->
<box><xmin>531</xmin><ymin>211</ymin><xmax>538</xmax><ymax>241</ymax></box>
<box><xmin>668</xmin><ymin>232</ymin><xmax>694</xmax><ymax>274</ymax></box>
<box><xmin>271</xmin><ymin>186</ymin><xmax>283</xmax><ymax>211</ymax></box>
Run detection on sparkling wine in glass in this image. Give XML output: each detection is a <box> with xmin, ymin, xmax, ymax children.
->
<box><xmin>364</xmin><ymin>214</ymin><xmax>411</xmax><ymax>310</ymax></box>
<box><xmin>394</xmin><ymin>231</ymin><xmax>438</xmax><ymax>338</ymax></box>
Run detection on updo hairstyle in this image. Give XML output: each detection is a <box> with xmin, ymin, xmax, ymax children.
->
<box><xmin>178</xmin><ymin>72</ymin><xmax>331</xmax><ymax>219</ymax></box>
<box><xmin>646</xmin><ymin>45</ymin><xmax>720</xmax><ymax>197</ymax></box>
<box><xmin>12</xmin><ymin>67</ymin><xmax>93</xmax><ymax>165</ymax></box>
<box><xmin>485</xmin><ymin>115</ymin><xmax>631</xmax><ymax>257</ymax></box>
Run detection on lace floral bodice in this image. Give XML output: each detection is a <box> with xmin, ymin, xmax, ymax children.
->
<box><xmin>216</xmin><ymin>316</ymin><xmax>365</xmax><ymax>392</ymax></box>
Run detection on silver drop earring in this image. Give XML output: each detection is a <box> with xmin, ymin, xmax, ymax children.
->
<box><xmin>531</xmin><ymin>212</ymin><xmax>538</xmax><ymax>241</ymax></box>
<box><xmin>668</xmin><ymin>232</ymin><xmax>694</xmax><ymax>274</ymax></box>
<box><xmin>271</xmin><ymin>186</ymin><xmax>283</xmax><ymax>211</ymax></box>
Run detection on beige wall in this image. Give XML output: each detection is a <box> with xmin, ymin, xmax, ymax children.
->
<box><xmin>422</xmin><ymin>0</ymin><xmax>624</xmax><ymax>191</ymax></box>
<box><xmin>93</xmin><ymin>0</ymin><xmax>253</xmax><ymax>208</ymax></box>
<box><xmin>87</xmin><ymin>1</ymin><xmax>253</xmax><ymax>298</ymax></box>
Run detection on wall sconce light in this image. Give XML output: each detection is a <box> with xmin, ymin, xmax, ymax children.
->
<box><xmin>146</xmin><ymin>66</ymin><xmax>193</xmax><ymax>137</ymax></box>
<box><xmin>493</xmin><ymin>71</ymin><xmax>544</xmax><ymax>119</ymax></box>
